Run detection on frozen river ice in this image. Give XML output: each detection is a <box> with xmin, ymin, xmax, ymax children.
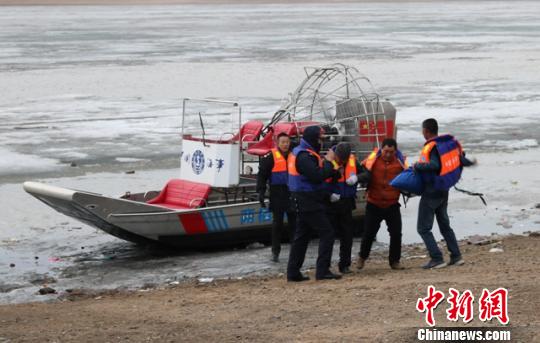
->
<box><xmin>1</xmin><ymin>1</ymin><xmax>539</xmax><ymax>303</ymax></box>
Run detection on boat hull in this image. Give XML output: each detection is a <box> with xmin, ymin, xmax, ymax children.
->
<box><xmin>23</xmin><ymin>182</ymin><xmax>366</xmax><ymax>249</ymax></box>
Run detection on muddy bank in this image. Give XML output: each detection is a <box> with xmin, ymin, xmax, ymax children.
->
<box><xmin>0</xmin><ymin>234</ymin><xmax>538</xmax><ymax>342</ymax></box>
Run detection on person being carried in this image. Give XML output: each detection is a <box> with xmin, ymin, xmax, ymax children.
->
<box><xmin>357</xmin><ymin>138</ymin><xmax>408</xmax><ymax>270</ymax></box>
<box><xmin>256</xmin><ymin>133</ymin><xmax>297</xmax><ymax>262</ymax></box>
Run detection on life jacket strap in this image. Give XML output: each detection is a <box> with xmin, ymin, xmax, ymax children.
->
<box><xmin>453</xmin><ymin>185</ymin><xmax>487</xmax><ymax>206</ymax></box>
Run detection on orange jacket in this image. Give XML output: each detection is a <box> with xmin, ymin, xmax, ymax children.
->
<box><xmin>362</xmin><ymin>150</ymin><xmax>406</xmax><ymax>208</ymax></box>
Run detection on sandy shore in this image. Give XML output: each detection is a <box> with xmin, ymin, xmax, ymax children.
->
<box><xmin>1</xmin><ymin>234</ymin><xmax>538</xmax><ymax>342</ymax></box>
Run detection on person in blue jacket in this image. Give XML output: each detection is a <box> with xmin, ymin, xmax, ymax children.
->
<box><xmin>286</xmin><ymin>126</ymin><xmax>342</xmax><ymax>281</ymax></box>
<box><xmin>414</xmin><ymin>118</ymin><xmax>476</xmax><ymax>269</ymax></box>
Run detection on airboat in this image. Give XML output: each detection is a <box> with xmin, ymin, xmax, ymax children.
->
<box><xmin>23</xmin><ymin>64</ymin><xmax>397</xmax><ymax>248</ymax></box>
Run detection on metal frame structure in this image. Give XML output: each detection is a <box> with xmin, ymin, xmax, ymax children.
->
<box><xmin>264</xmin><ymin>63</ymin><xmax>392</xmax><ymax>156</ymax></box>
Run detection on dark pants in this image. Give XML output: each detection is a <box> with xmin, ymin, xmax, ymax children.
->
<box><xmin>271</xmin><ymin>208</ymin><xmax>296</xmax><ymax>256</ymax></box>
<box><xmin>287</xmin><ymin>210</ymin><xmax>335</xmax><ymax>279</ymax></box>
<box><xmin>327</xmin><ymin>204</ymin><xmax>354</xmax><ymax>269</ymax></box>
<box><xmin>360</xmin><ymin>202</ymin><xmax>402</xmax><ymax>265</ymax></box>
<box><xmin>417</xmin><ymin>193</ymin><xmax>461</xmax><ymax>262</ymax></box>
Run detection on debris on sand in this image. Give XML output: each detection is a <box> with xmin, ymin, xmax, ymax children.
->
<box><xmin>38</xmin><ymin>287</ymin><xmax>57</xmax><ymax>295</ymax></box>
<box><xmin>467</xmin><ymin>234</ymin><xmax>501</xmax><ymax>246</ymax></box>
<box><xmin>405</xmin><ymin>255</ymin><xmax>427</xmax><ymax>260</ymax></box>
<box><xmin>57</xmin><ymin>288</ymin><xmax>125</xmax><ymax>301</ymax></box>
<box><xmin>489</xmin><ymin>247</ymin><xmax>504</xmax><ymax>253</ymax></box>
<box><xmin>141</xmin><ymin>283</ymin><xmax>157</xmax><ymax>290</ymax></box>
<box><xmin>125</xmin><ymin>170</ymin><xmax>135</xmax><ymax>174</ymax></box>
<box><xmin>527</xmin><ymin>231</ymin><xmax>540</xmax><ymax>237</ymax></box>
<box><xmin>198</xmin><ymin>277</ymin><xmax>214</xmax><ymax>283</ymax></box>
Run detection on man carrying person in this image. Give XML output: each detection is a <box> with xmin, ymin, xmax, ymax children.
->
<box><xmin>413</xmin><ymin>118</ymin><xmax>475</xmax><ymax>269</ymax></box>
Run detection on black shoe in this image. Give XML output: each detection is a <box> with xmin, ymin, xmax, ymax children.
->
<box><xmin>271</xmin><ymin>253</ymin><xmax>279</xmax><ymax>263</ymax></box>
<box><xmin>287</xmin><ymin>274</ymin><xmax>310</xmax><ymax>282</ymax></box>
<box><xmin>390</xmin><ymin>262</ymin><xmax>405</xmax><ymax>270</ymax></box>
<box><xmin>316</xmin><ymin>271</ymin><xmax>342</xmax><ymax>281</ymax></box>
<box><xmin>422</xmin><ymin>260</ymin><xmax>447</xmax><ymax>269</ymax></box>
<box><xmin>448</xmin><ymin>256</ymin><xmax>465</xmax><ymax>266</ymax></box>
<box><xmin>338</xmin><ymin>266</ymin><xmax>352</xmax><ymax>274</ymax></box>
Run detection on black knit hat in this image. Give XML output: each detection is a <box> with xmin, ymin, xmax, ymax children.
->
<box><xmin>302</xmin><ymin>126</ymin><xmax>322</xmax><ymax>151</ymax></box>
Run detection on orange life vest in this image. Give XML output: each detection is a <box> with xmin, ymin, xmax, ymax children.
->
<box><xmin>325</xmin><ymin>154</ymin><xmax>358</xmax><ymax>198</ymax></box>
<box><xmin>270</xmin><ymin>148</ymin><xmax>288</xmax><ymax>185</ymax></box>
<box><xmin>418</xmin><ymin>134</ymin><xmax>463</xmax><ymax>190</ymax></box>
<box><xmin>287</xmin><ymin>145</ymin><xmax>323</xmax><ymax>192</ymax></box>
<box><xmin>419</xmin><ymin>140</ymin><xmax>461</xmax><ymax>176</ymax></box>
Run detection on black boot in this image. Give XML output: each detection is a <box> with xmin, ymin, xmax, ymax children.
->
<box><xmin>316</xmin><ymin>271</ymin><xmax>342</xmax><ymax>280</ymax></box>
<box><xmin>287</xmin><ymin>273</ymin><xmax>310</xmax><ymax>282</ymax></box>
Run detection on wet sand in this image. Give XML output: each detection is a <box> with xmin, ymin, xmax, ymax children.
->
<box><xmin>1</xmin><ymin>234</ymin><xmax>538</xmax><ymax>342</ymax></box>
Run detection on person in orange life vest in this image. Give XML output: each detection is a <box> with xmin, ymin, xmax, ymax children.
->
<box><xmin>357</xmin><ymin>138</ymin><xmax>408</xmax><ymax>270</ymax></box>
<box><xmin>324</xmin><ymin>142</ymin><xmax>363</xmax><ymax>274</ymax></box>
<box><xmin>413</xmin><ymin>118</ymin><xmax>476</xmax><ymax>269</ymax></box>
<box><xmin>286</xmin><ymin>126</ymin><xmax>342</xmax><ymax>282</ymax></box>
<box><xmin>256</xmin><ymin>133</ymin><xmax>297</xmax><ymax>263</ymax></box>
